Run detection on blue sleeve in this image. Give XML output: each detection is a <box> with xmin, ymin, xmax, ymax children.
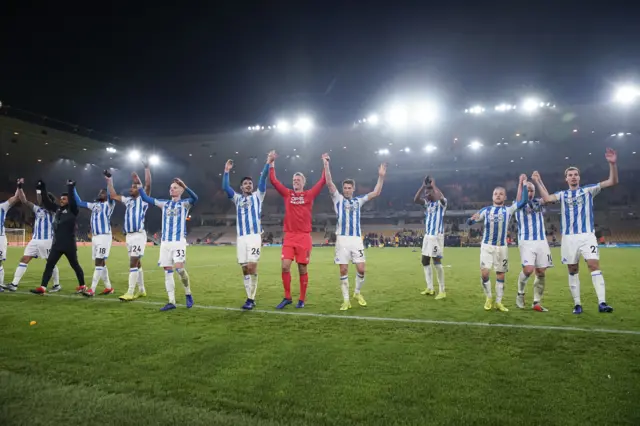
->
<box><xmin>138</xmin><ymin>187</ymin><xmax>157</xmax><ymax>206</ymax></box>
<box><xmin>185</xmin><ymin>186</ymin><xmax>198</xmax><ymax>205</ymax></box>
<box><xmin>258</xmin><ymin>163</ymin><xmax>269</xmax><ymax>192</ymax></box>
<box><xmin>516</xmin><ymin>184</ymin><xmax>529</xmax><ymax>209</ymax></box>
<box><xmin>73</xmin><ymin>187</ymin><xmax>89</xmax><ymax>209</ymax></box>
<box><xmin>222</xmin><ymin>172</ymin><xmax>235</xmax><ymax>199</ymax></box>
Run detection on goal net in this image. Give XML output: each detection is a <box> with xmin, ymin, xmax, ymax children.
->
<box><xmin>6</xmin><ymin>229</ymin><xmax>26</xmax><ymax>247</ymax></box>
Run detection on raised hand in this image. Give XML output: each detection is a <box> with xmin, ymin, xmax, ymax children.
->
<box><xmin>321</xmin><ymin>153</ymin><xmax>330</xmax><ymax>162</ymax></box>
<box><xmin>531</xmin><ymin>171</ymin><xmax>541</xmax><ymax>182</ymax></box>
<box><xmin>173</xmin><ymin>178</ymin><xmax>186</xmax><ymax>188</ymax></box>
<box><xmin>378</xmin><ymin>163</ymin><xmax>387</xmax><ymax>177</ymax></box>
<box><xmin>36</xmin><ymin>180</ymin><xmax>44</xmax><ymax>190</ymax></box>
<box><xmin>471</xmin><ymin>213</ymin><xmax>481</xmax><ymax>222</ymax></box>
<box><xmin>17</xmin><ymin>178</ymin><xmax>24</xmax><ymax>188</ymax></box>
<box><xmin>131</xmin><ymin>172</ymin><xmax>142</xmax><ymax>185</ymax></box>
<box><xmin>605</xmin><ymin>147</ymin><xmax>617</xmax><ymax>164</ymax></box>
<box><xmin>67</xmin><ymin>179</ymin><xmax>76</xmax><ymax>187</ymax></box>
<box><xmin>225</xmin><ymin>159</ymin><xmax>234</xmax><ymax>173</ymax></box>
<box><xmin>267</xmin><ymin>150</ymin><xmax>277</xmax><ymax>164</ymax></box>
<box><xmin>519</xmin><ymin>173</ymin><xmax>527</xmax><ymax>184</ymax></box>
<box><xmin>141</xmin><ymin>158</ymin><xmax>149</xmax><ymax>168</ymax></box>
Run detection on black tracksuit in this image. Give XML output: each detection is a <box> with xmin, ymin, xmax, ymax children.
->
<box><xmin>40</xmin><ymin>183</ymin><xmax>85</xmax><ymax>287</ymax></box>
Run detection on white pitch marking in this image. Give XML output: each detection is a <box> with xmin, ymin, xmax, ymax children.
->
<box><xmin>7</xmin><ymin>291</ymin><xmax>640</xmax><ymax>336</ymax></box>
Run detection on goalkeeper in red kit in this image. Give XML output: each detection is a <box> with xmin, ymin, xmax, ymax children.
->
<box><xmin>268</xmin><ymin>150</ymin><xmax>327</xmax><ymax>309</ymax></box>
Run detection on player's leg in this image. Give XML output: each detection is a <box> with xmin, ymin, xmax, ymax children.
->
<box><xmin>581</xmin><ymin>237</ymin><xmax>612</xmax><ymax>312</ymax></box>
<box><xmin>100</xmin><ymin>237</ymin><xmax>113</xmax><ymax>292</ymax></box>
<box><xmin>433</xmin><ymin>235</ymin><xmax>445</xmax><ymax>299</ymax></box>
<box><xmin>420</xmin><ymin>236</ymin><xmax>434</xmax><ymax>295</ymax></box>
<box><xmin>338</xmin><ymin>263</ymin><xmax>351</xmax><ymax>310</ymax></box>
<box><xmin>2</xmin><ymin>254</ymin><xmax>33</xmax><ymax>291</ymax></box>
<box><xmin>0</xmin><ymin>237</ymin><xmax>6</xmax><ymax>289</ymax></box>
<box><xmin>173</xmin><ymin>245</ymin><xmax>193</xmax><ymax>308</ymax></box>
<box><xmin>136</xmin><ymin>257</ymin><xmax>146</xmax><ymax>295</ymax></box>
<box><xmin>276</xmin><ymin>256</ymin><xmax>294</xmax><ymax>309</ymax></box>
<box><xmin>294</xmin><ymin>235</ymin><xmax>312</xmax><ymax>308</ymax></box>
<box><xmin>516</xmin><ymin>244</ymin><xmax>534</xmax><ymax>308</ymax></box>
<box><xmin>134</xmin><ymin>232</ymin><xmax>147</xmax><ymax>295</ymax></box>
<box><xmin>237</xmin><ymin>237</ymin><xmax>252</xmax><ymax>303</ymax></box>
<box><xmin>479</xmin><ymin>245</ymin><xmax>494</xmax><ymax>310</ymax></box>
<box><xmin>158</xmin><ymin>243</ymin><xmax>177</xmax><ymax>311</ymax></box>
<box><xmin>119</xmin><ymin>255</ymin><xmax>141</xmax><ymax>301</ymax></box>
<box><xmin>30</xmin><ymin>248</ymin><xmax>64</xmax><ymax>294</ymax></box>
<box><xmin>64</xmin><ymin>248</ymin><xmax>86</xmax><ymax>291</ymax></box>
<box><xmin>353</xmin><ymin>261</ymin><xmax>367</xmax><ymax>307</ymax></box>
<box><xmin>494</xmin><ymin>247</ymin><xmax>508</xmax><ymax>312</ymax></box>
<box><xmin>561</xmin><ymin>235</ymin><xmax>583</xmax><ymax>313</ymax></box>
<box><xmin>296</xmin><ymin>261</ymin><xmax>309</xmax><ymax>308</ymax></box>
<box><xmin>532</xmin><ymin>267</ymin><xmax>548</xmax><ymax>312</ymax></box>
<box><xmin>88</xmin><ymin>239</ymin><xmax>103</xmax><ymax>296</ymax></box>
<box><xmin>244</xmin><ymin>234</ymin><xmax>261</xmax><ymax>308</ymax></box>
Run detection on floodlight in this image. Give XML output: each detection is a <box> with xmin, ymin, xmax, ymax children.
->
<box><xmin>276</xmin><ymin>120</ymin><xmax>290</xmax><ymax>133</ymax></box>
<box><xmin>423</xmin><ymin>145</ymin><xmax>437</xmax><ymax>153</ymax></box>
<box><xmin>149</xmin><ymin>155</ymin><xmax>160</xmax><ymax>166</ymax></box>
<box><xmin>467</xmin><ymin>105</ymin><xmax>484</xmax><ymax>114</ymax></box>
<box><xmin>522</xmin><ymin>98</ymin><xmax>540</xmax><ymax>112</ymax></box>
<box><xmin>368</xmin><ymin>114</ymin><xmax>379</xmax><ymax>125</ymax></box>
<box><xmin>387</xmin><ymin>105</ymin><xmax>408</xmax><ymax>128</ymax></box>
<box><xmin>129</xmin><ymin>150</ymin><xmax>141</xmax><ymax>161</ymax></box>
<box><xmin>614</xmin><ymin>85</ymin><xmax>640</xmax><ymax>104</ymax></box>
<box><xmin>295</xmin><ymin>117</ymin><xmax>312</xmax><ymax>132</ymax></box>
<box><xmin>106</xmin><ymin>147</ymin><xmax>117</xmax><ymax>153</ymax></box>
<box><xmin>469</xmin><ymin>141</ymin><xmax>483</xmax><ymax>150</ymax></box>
<box><xmin>403</xmin><ymin>147</ymin><xmax>411</xmax><ymax>153</ymax></box>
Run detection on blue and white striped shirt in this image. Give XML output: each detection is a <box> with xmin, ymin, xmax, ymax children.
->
<box><xmin>0</xmin><ymin>201</ymin><xmax>10</xmax><ymax>237</ymax></box>
<box><xmin>232</xmin><ymin>192</ymin><xmax>265</xmax><ymax>237</ymax></box>
<box><xmin>74</xmin><ymin>188</ymin><xmax>115</xmax><ymax>235</ymax></box>
<box><xmin>516</xmin><ymin>198</ymin><xmax>547</xmax><ymax>242</ymax></box>
<box><xmin>554</xmin><ymin>184</ymin><xmax>600</xmax><ymax>235</ymax></box>
<box><xmin>477</xmin><ymin>204</ymin><xmax>518</xmax><ymax>247</ymax></box>
<box><xmin>138</xmin><ymin>186</ymin><xmax>198</xmax><ymax>243</ymax></box>
<box><xmin>32</xmin><ymin>205</ymin><xmax>54</xmax><ymax>240</ymax></box>
<box><xmin>121</xmin><ymin>196</ymin><xmax>149</xmax><ymax>234</ymax></box>
<box><xmin>331</xmin><ymin>192</ymin><xmax>369</xmax><ymax>237</ymax></box>
<box><xmin>424</xmin><ymin>198</ymin><xmax>447</xmax><ymax>236</ymax></box>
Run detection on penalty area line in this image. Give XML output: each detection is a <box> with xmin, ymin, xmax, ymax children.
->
<box><xmin>9</xmin><ymin>291</ymin><xmax>640</xmax><ymax>336</ymax></box>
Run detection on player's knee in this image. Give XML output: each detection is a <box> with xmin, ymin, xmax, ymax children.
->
<box><xmin>567</xmin><ymin>265</ymin><xmax>579</xmax><ymax>275</ymax></box>
<box><xmin>356</xmin><ymin>265</ymin><xmax>365</xmax><ymax>276</ymax></box>
<box><xmin>129</xmin><ymin>258</ymin><xmax>138</xmax><ymax>268</ymax></box>
<box><xmin>421</xmin><ymin>256</ymin><xmax>431</xmax><ymax>266</ymax></box>
<box><xmin>20</xmin><ymin>256</ymin><xmax>31</xmax><ymax>264</ymax></box>
<box><xmin>535</xmin><ymin>269</ymin><xmax>546</xmax><ymax>278</ymax></box>
<box><xmin>433</xmin><ymin>258</ymin><xmax>442</xmax><ymax>265</ymax></box>
<box><xmin>586</xmin><ymin>261</ymin><xmax>599</xmax><ymax>272</ymax></box>
<box><xmin>339</xmin><ymin>265</ymin><xmax>348</xmax><ymax>276</ymax></box>
<box><xmin>496</xmin><ymin>272</ymin><xmax>505</xmax><ymax>281</ymax></box>
<box><xmin>523</xmin><ymin>266</ymin><xmax>535</xmax><ymax>276</ymax></box>
<box><xmin>298</xmin><ymin>264</ymin><xmax>307</xmax><ymax>275</ymax></box>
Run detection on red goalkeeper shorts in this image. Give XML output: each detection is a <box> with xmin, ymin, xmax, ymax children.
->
<box><xmin>282</xmin><ymin>232</ymin><xmax>312</xmax><ymax>264</ymax></box>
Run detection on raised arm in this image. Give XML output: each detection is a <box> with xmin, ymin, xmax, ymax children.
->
<box><xmin>366</xmin><ymin>163</ymin><xmax>387</xmax><ymax>201</ymax></box>
<box><xmin>307</xmin><ymin>169</ymin><xmax>327</xmax><ymax>200</ymax></box>
<box><xmin>600</xmin><ymin>148</ymin><xmax>619</xmax><ymax>189</ymax></box>
<box><xmin>428</xmin><ymin>177</ymin><xmax>444</xmax><ymax>202</ymax></box>
<box><xmin>144</xmin><ymin>165</ymin><xmax>152</xmax><ymax>195</ymax></box>
<box><xmin>6</xmin><ymin>180</ymin><xmax>21</xmax><ymax>207</ymax></box>
<box><xmin>413</xmin><ymin>183</ymin><xmax>427</xmax><ymax>206</ymax></box>
<box><xmin>138</xmin><ymin>186</ymin><xmax>164</xmax><ymax>208</ymax></box>
<box><xmin>38</xmin><ymin>180</ymin><xmax>57</xmax><ymax>212</ymax></box>
<box><xmin>174</xmin><ymin>178</ymin><xmax>198</xmax><ymax>205</ymax></box>
<box><xmin>67</xmin><ymin>180</ymin><xmax>79</xmax><ymax>215</ymax></box>
<box><xmin>269</xmin><ymin>164</ymin><xmax>290</xmax><ymax>197</ymax></box>
<box><xmin>516</xmin><ymin>174</ymin><xmax>526</xmax><ymax>202</ymax></box>
<box><xmin>222</xmin><ymin>160</ymin><xmax>236</xmax><ymax>199</ymax></box>
<box><xmin>73</xmin><ymin>187</ymin><xmax>89</xmax><ymax>209</ymax></box>
<box><xmin>515</xmin><ymin>181</ymin><xmax>529</xmax><ymax>209</ymax></box>
<box><xmin>322</xmin><ymin>154</ymin><xmax>337</xmax><ymax>194</ymax></box>
<box><xmin>467</xmin><ymin>208</ymin><xmax>487</xmax><ymax>225</ymax></box>
<box><xmin>106</xmin><ymin>176</ymin><xmax>122</xmax><ymax>203</ymax></box>
<box><xmin>18</xmin><ymin>185</ymin><xmax>35</xmax><ymax>210</ymax></box>
<box><xmin>531</xmin><ymin>171</ymin><xmax>557</xmax><ymax>203</ymax></box>
<box><xmin>257</xmin><ymin>163</ymin><xmax>269</xmax><ymax>193</ymax></box>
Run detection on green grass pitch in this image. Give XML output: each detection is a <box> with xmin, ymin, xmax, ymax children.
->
<box><xmin>1</xmin><ymin>245</ymin><xmax>640</xmax><ymax>425</ymax></box>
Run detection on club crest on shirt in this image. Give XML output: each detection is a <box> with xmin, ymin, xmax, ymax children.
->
<box><xmin>564</xmin><ymin>193</ymin><xmax>585</xmax><ymax>207</ymax></box>
<box><xmin>488</xmin><ymin>212</ymin><xmax>505</xmax><ymax>223</ymax></box>
<box><xmin>238</xmin><ymin>197</ymin><xmax>254</xmax><ymax>208</ymax></box>
<box><xmin>92</xmin><ymin>204</ymin><xmax>103</xmax><ymax>213</ymax></box>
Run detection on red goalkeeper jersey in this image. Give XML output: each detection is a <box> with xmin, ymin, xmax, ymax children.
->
<box><xmin>269</xmin><ymin>167</ymin><xmax>326</xmax><ymax>234</ymax></box>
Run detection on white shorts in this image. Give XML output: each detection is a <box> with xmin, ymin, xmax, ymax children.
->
<box><xmin>24</xmin><ymin>239</ymin><xmax>52</xmax><ymax>259</ymax></box>
<box><xmin>158</xmin><ymin>241</ymin><xmax>187</xmax><ymax>267</ymax></box>
<box><xmin>480</xmin><ymin>243</ymin><xmax>509</xmax><ymax>272</ymax></box>
<box><xmin>0</xmin><ymin>235</ymin><xmax>6</xmax><ymax>260</ymax></box>
<box><xmin>334</xmin><ymin>236</ymin><xmax>365</xmax><ymax>264</ymax></box>
<box><xmin>126</xmin><ymin>231</ymin><xmax>147</xmax><ymax>257</ymax></box>
<box><xmin>518</xmin><ymin>240</ymin><xmax>553</xmax><ymax>269</ymax></box>
<box><xmin>421</xmin><ymin>234</ymin><xmax>445</xmax><ymax>258</ymax></box>
<box><xmin>561</xmin><ymin>233</ymin><xmax>599</xmax><ymax>265</ymax></box>
<box><xmin>237</xmin><ymin>234</ymin><xmax>262</xmax><ymax>264</ymax></box>
<box><xmin>92</xmin><ymin>234</ymin><xmax>113</xmax><ymax>260</ymax></box>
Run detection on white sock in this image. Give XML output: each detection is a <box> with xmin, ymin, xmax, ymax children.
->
<box><xmin>12</xmin><ymin>262</ymin><xmax>28</xmax><ymax>285</ymax></box>
<box><xmin>568</xmin><ymin>273</ymin><xmax>581</xmax><ymax>305</ymax></box>
<box><xmin>340</xmin><ymin>275</ymin><xmax>349</xmax><ymax>301</ymax></box>
<box><xmin>0</xmin><ymin>266</ymin><xmax>4</xmax><ymax>286</ymax></box>
<box><xmin>533</xmin><ymin>275</ymin><xmax>545</xmax><ymax>303</ymax></box>
<box><xmin>517</xmin><ymin>271</ymin><xmax>530</xmax><ymax>294</ymax></box>
<box><xmin>434</xmin><ymin>263</ymin><xmax>445</xmax><ymax>293</ymax></box>
<box><xmin>481</xmin><ymin>277</ymin><xmax>492</xmax><ymax>298</ymax></box>
<box><xmin>243</xmin><ymin>274</ymin><xmax>252</xmax><ymax>298</ymax></box>
<box><xmin>355</xmin><ymin>273</ymin><xmax>365</xmax><ymax>294</ymax></box>
<box><xmin>591</xmin><ymin>270</ymin><xmax>606</xmax><ymax>304</ymax></box>
<box><xmin>423</xmin><ymin>265</ymin><xmax>433</xmax><ymax>291</ymax></box>
<box><xmin>52</xmin><ymin>266</ymin><xmax>60</xmax><ymax>286</ymax></box>
<box><xmin>137</xmin><ymin>267</ymin><xmax>145</xmax><ymax>292</ymax></box>
<box><xmin>102</xmin><ymin>266</ymin><xmax>111</xmax><ymax>289</ymax></box>
<box><xmin>165</xmin><ymin>269</ymin><xmax>176</xmax><ymax>304</ymax></box>
<box><xmin>496</xmin><ymin>279</ymin><xmax>505</xmax><ymax>303</ymax></box>
<box><xmin>177</xmin><ymin>268</ymin><xmax>191</xmax><ymax>295</ymax></box>
<box><xmin>91</xmin><ymin>267</ymin><xmax>103</xmax><ymax>291</ymax></box>
<box><xmin>128</xmin><ymin>268</ymin><xmax>138</xmax><ymax>295</ymax></box>
<box><xmin>250</xmin><ymin>274</ymin><xmax>258</xmax><ymax>300</ymax></box>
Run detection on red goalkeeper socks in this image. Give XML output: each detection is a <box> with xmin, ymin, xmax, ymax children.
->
<box><xmin>282</xmin><ymin>271</ymin><xmax>292</xmax><ymax>299</ymax></box>
<box><xmin>299</xmin><ymin>273</ymin><xmax>308</xmax><ymax>302</ymax></box>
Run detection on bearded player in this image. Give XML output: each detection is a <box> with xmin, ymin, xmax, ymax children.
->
<box><xmin>268</xmin><ymin>150</ymin><xmax>326</xmax><ymax>309</ymax></box>
<box><xmin>531</xmin><ymin>148</ymin><xmax>618</xmax><ymax>314</ymax></box>
<box><xmin>467</xmin><ymin>181</ymin><xmax>529</xmax><ymax>312</ymax></box>
<box><xmin>222</xmin><ymin>158</ymin><xmax>269</xmax><ymax>310</ymax></box>
<box><xmin>514</xmin><ymin>174</ymin><xmax>552</xmax><ymax>312</ymax></box>
<box><xmin>325</xmin><ymin>156</ymin><xmax>386</xmax><ymax>310</ymax></box>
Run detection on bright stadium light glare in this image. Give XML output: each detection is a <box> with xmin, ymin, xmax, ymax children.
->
<box><xmin>469</xmin><ymin>140</ymin><xmax>483</xmax><ymax>150</ymax></box>
<box><xmin>467</xmin><ymin>105</ymin><xmax>484</xmax><ymax>114</ymax></box>
<box><xmin>522</xmin><ymin>98</ymin><xmax>541</xmax><ymax>112</ymax></box>
<box><xmin>106</xmin><ymin>147</ymin><xmax>117</xmax><ymax>153</ymax></box>
<box><xmin>414</xmin><ymin>103</ymin><xmax>438</xmax><ymax>125</ymax></box>
<box><xmin>423</xmin><ymin>144</ymin><xmax>437</xmax><ymax>153</ymax></box>
<box><xmin>367</xmin><ymin>114</ymin><xmax>379</xmax><ymax>125</ymax></box>
<box><xmin>295</xmin><ymin>117</ymin><xmax>313</xmax><ymax>132</ymax></box>
<box><xmin>149</xmin><ymin>155</ymin><xmax>160</xmax><ymax>166</ymax></box>
<box><xmin>614</xmin><ymin>85</ymin><xmax>640</xmax><ymax>104</ymax></box>
<box><xmin>495</xmin><ymin>103</ymin><xmax>515</xmax><ymax>112</ymax></box>
<box><xmin>129</xmin><ymin>150</ymin><xmax>141</xmax><ymax>161</ymax></box>
<box><xmin>404</xmin><ymin>147</ymin><xmax>411</xmax><ymax>153</ymax></box>
<box><xmin>276</xmin><ymin>120</ymin><xmax>290</xmax><ymax>133</ymax></box>
<box><xmin>377</xmin><ymin>148</ymin><xmax>390</xmax><ymax>155</ymax></box>
<box><xmin>387</xmin><ymin>105</ymin><xmax>408</xmax><ymax>128</ymax></box>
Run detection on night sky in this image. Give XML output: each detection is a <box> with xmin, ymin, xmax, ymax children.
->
<box><xmin>2</xmin><ymin>2</ymin><xmax>640</xmax><ymax>137</ymax></box>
